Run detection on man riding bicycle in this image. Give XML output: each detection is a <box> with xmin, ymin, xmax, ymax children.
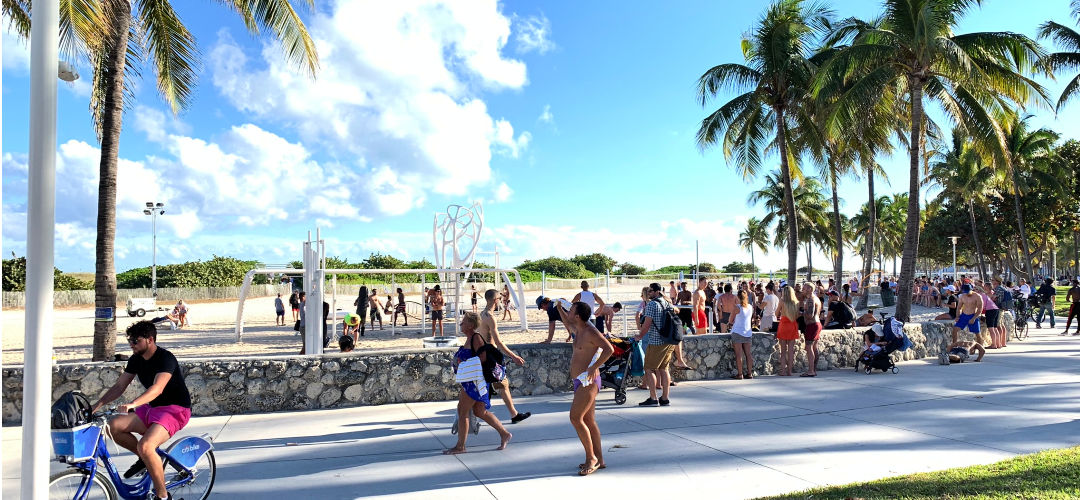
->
<box><xmin>91</xmin><ymin>320</ymin><xmax>192</xmax><ymax>500</ymax></box>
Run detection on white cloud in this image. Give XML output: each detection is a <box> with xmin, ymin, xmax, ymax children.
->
<box><xmin>538</xmin><ymin>104</ymin><xmax>554</xmax><ymax>124</ymax></box>
<box><xmin>2</xmin><ymin>29</ymin><xmax>30</xmax><ymax>71</ymax></box>
<box><xmin>513</xmin><ymin>14</ymin><xmax>555</xmax><ymax>54</ymax></box>
<box><xmin>493</xmin><ymin>182</ymin><xmax>513</xmax><ymax>203</ymax></box>
<box><xmin>207</xmin><ymin>0</ymin><xmax>532</xmax><ymax>212</ymax></box>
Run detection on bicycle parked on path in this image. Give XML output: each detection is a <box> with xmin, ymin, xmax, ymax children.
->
<box><xmin>1013</xmin><ymin>297</ymin><xmax>1032</xmax><ymax>341</ymax></box>
<box><xmin>48</xmin><ymin>408</ymin><xmax>216</xmax><ymax>500</ymax></box>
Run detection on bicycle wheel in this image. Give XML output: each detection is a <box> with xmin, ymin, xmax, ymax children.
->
<box><xmin>1015</xmin><ymin>312</ymin><xmax>1029</xmax><ymax>340</ymax></box>
<box><xmin>167</xmin><ymin>450</ymin><xmax>216</xmax><ymax>500</ymax></box>
<box><xmin>49</xmin><ymin>469</ymin><xmax>116</xmax><ymax>500</ymax></box>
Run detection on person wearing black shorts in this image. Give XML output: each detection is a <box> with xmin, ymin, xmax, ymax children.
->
<box><xmin>537</xmin><ymin>296</ymin><xmax>571</xmax><ymax>343</ymax></box>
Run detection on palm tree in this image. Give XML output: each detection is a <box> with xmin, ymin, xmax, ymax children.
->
<box><xmin>6</xmin><ymin>0</ymin><xmax>320</xmax><ymax>360</ymax></box>
<box><xmin>814</xmin><ymin>0</ymin><xmax>1047</xmax><ymax>321</ymax></box>
<box><xmin>1000</xmin><ymin>115</ymin><xmax>1059</xmax><ymax>280</ymax></box>
<box><xmin>739</xmin><ymin>217</ymin><xmax>770</xmax><ymax>279</ymax></box>
<box><xmin>696</xmin><ymin>0</ymin><xmax>831</xmax><ymax>285</ymax></box>
<box><xmin>928</xmin><ymin>129</ymin><xmax>1003</xmax><ymax>282</ymax></box>
<box><xmin>748</xmin><ymin>171</ymin><xmax>829</xmax><ymax>281</ymax></box>
<box><xmin>1039</xmin><ymin>0</ymin><xmax>1080</xmax><ymax>110</ymax></box>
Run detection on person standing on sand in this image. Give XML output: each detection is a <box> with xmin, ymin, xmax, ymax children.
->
<box><xmin>500</xmin><ymin>284</ymin><xmax>514</xmax><ymax>321</ymax></box>
<box><xmin>353</xmin><ymin>287</ymin><xmax>370</xmax><ymax>337</ymax></box>
<box><xmin>393</xmin><ymin>288</ymin><xmax>409</xmax><ymax>328</ymax></box>
<box><xmin>368</xmin><ymin>289</ymin><xmax>384</xmax><ymax>330</ymax></box>
<box><xmin>274</xmin><ymin>293</ymin><xmax>285</xmax><ymax>326</ymax></box>
<box><xmin>289</xmin><ymin>291</ymin><xmax>300</xmax><ymax>322</ymax></box>
<box><xmin>480</xmin><ymin>289</ymin><xmax>532</xmax><ymax>424</ymax></box>
<box><xmin>556</xmin><ymin>300</ymin><xmax>614</xmax><ymax>476</ymax></box>
<box><xmin>430</xmin><ymin>285</ymin><xmax>445</xmax><ymax>336</ymax></box>
<box><xmin>443</xmin><ymin>312</ymin><xmax>513</xmax><ymax>455</ymax></box>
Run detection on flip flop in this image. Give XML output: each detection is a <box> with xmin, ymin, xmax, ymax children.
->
<box><xmin>674</xmin><ymin>365</ymin><xmax>693</xmax><ymax>371</ymax></box>
<box><xmin>578</xmin><ymin>463</ymin><xmax>607</xmax><ymax>469</ymax></box>
<box><xmin>731</xmin><ymin>375</ymin><xmax>743</xmax><ymax>380</ymax></box>
<box><xmin>800</xmin><ymin>373</ymin><xmax>816</xmax><ymax>377</ymax></box>
<box><xmin>578</xmin><ymin>462</ymin><xmax>601</xmax><ymax>476</ymax></box>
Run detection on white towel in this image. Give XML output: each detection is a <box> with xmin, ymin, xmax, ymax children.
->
<box><xmin>453</xmin><ymin>356</ymin><xmax>488</xmax><ymax>399</ymax></box>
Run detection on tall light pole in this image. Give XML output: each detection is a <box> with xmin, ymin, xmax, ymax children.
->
<box><xmin>23</xmin><ymin>0</ymin><xmax>74</xmax><ymax>495</ymax></box>
<box><xmin>949</xmin><ymin>236</ymin><xmax>960</xmax><ymax>283</ymax></box>
<box><xmin>143</xmin><ymin>202</ymin><xmax>165</xmax><ymax>297</ymax></box>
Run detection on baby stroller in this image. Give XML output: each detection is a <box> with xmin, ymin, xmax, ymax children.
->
<box><xmin>856</xmin><ymin>317</ymin><xmax>911</xmax><ymax>375</ymax></box>
<box><xmin>599</xmin><ymin>337</ymin><xmax>635</xmax><ymax>404</ymax></box>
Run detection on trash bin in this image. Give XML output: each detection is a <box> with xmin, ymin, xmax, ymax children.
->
<box><xmin>881</xmin><ymin>287</ymin><xmax>896</xmax><ymax>307</ymax></box>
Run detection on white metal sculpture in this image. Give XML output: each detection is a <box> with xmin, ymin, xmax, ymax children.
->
<box><xmin>433</xmin><ymin>202</ymin><xmax>484</xmax><ymax>275</ymax></box>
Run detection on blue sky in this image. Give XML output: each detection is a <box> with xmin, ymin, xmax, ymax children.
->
<box><xmin>3</xmin><ymin>0</ymin><xmax>1078</xmax><ymax>274</ymax></box>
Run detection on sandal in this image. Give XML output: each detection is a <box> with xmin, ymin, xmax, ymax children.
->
<box><xmin>578</xmin><ymin>462</ymin><xmax>601</xmax><ymax>476</ymax></box>
<box><xmin>731</xmin><ymin>374</ymin><xmax>744</xmax><ymax>380</ymax></box>
<box><xmin>578</xmin><ymin>463</ymin><xmax>607</xmax><ymax>469</ymax></box>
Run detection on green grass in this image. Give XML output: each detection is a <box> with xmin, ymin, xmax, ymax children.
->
<box><xmin>757</xmin><ymin>446</ymin><xmax>1080</xmax><ymax>500</ymax></box>
<box><xmin>1054</xmin><ymin>292</ymin><xmax>1071</xmax><ymax>317</ymax></box>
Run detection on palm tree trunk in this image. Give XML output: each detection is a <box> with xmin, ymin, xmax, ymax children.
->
<box><xmin>775</xmin><ymin>106</ymin><xmax>799</xmax><ymax>285</ymax></box>
<box><xmin>1010</xmin><ymin>169</ymin><xmax>1036</xmax><ymax>279</ymax></box>
<box><xmin>1074</xmin><ymin>230</ymin><xmax>1078</xmax><ymax>276</ymax></box>
<box><xmin>750</xmin><ymin>247</ymin><xmax>756</xmax><ymax>277</ymax></box>
<box><xmin>967</xmin><ymin>201</ymin><xmax>988</xmax><ymax>282</ymax></box>
<box><xmin>830</xmin><ymin>172</ymin><xmax>843</xmax><ymax>291</ymax></box>
<box><xmin>92</xmin><ymin>2</ymin><xmax>132</xmax><ymax>361</ymax></box>
<box><xmin>895</xmin><ymin>78</ymin><xmax>924</xmax><ymax>322</ymax></box>
<box><xmin>857</xmin><ymin>169</ymin><xmax>875</xmax><ymax>310</ymax></box>
<box><xmin>806</xmin><ymin>243</ymin><xmax>812</xmax><ymax>281</ymax></box>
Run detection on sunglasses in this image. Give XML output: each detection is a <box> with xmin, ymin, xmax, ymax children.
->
<box><xmin>127</xmin><ymin>336</ymin><xmax>144</xmax><ymax>345</ymax></box>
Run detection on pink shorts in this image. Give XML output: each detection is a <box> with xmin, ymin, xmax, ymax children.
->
<box><xmin>135</xmin><ymin>404</ymin><xmax>191</xmax><ymax>437</ymax></box>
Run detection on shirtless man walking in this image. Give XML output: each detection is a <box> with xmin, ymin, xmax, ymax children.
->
<box><xmin>717</xmin><ymin>284</ymin><xmax>738</xmax><ymax>333</ymax></box>
<box><xmin>952</xmin><ymin>284</ymin><xmax>984</xmax><ymax>345</ymax></box>
<box><xmin>692</xmin><ymin>276</ymin><xmax>709</xmax><ymax>334</ymax></box>
<box><xmin>556</xmin><ymin>300</ymin><xmax>614</xmax><ymax>476</ymax></box>
<box><xmin>480</xmin><ymin>289</ymin><xmax>532</xmax><ymax>424</ymax></box>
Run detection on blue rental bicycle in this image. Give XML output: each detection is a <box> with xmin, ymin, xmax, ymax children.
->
<box><xmin>48</xmin><ymin>409</ymin><xmax>216</xmax><ymax>500</ymax></box>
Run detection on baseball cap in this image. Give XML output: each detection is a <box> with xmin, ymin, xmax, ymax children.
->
<box><xmin>961</xmin><ymin>284</ymin><xmax>972</xmax><ymax>293</ymax></box>
<box><xmin>827</xmin><ymin>290</ymin><xmax>839</xmax><ymax>297</ymax></box>
<box><xmin>535</xmin><ymin>296</ymin><xmax>547</xmax><ymax>309</ymax></box>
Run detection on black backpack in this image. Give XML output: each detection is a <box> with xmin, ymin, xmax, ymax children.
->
<box><xmin>51</xmin><ymin>391</ymin><xmax>92</xmax><ymax>429</ymax></box>
<box><xmin>652</xmin><ymin>298</ymin><xmax>685</xmax><ymax>345</ymax></box>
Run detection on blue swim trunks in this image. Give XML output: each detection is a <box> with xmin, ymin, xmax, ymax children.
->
<box><xmin>954</xmin><ymin>312</ymin><xmax>981</xmax><ymax>333</ymax></box>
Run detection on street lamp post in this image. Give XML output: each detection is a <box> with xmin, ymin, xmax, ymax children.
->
<box><xmin>143</xmin><ymin>202</ymin><xmax>165</xmax><ymax>297</ymax></box>
<box><xmin>949</xmin><ymin>236</ymin><xmax>960</xmax><ymax>283</ymax></box>
<box><xmin>23</xmin><ymin>0</ymin><xmax>74</xmax><ymax>495</ymax></box>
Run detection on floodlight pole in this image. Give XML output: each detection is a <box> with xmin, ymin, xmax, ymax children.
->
<box><xmin>143</xmin><ymin>201</ymin><xmax>165</xmax><ymax>296</ymax></box>
<box><xmin>949</xmin><ymin>236</ymin><xmax>960</xmax><ymax>283</ymax></box>
<box><xmin>23</xmin><ymin>0</ymin><xmax>60</xmax><ymax>495</ymax></box>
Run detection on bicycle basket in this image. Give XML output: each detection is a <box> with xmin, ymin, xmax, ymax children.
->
<box><xmin>51</xmin><ymin>423</ymin><xmax>101</xmax><ymax>463</ymax></box>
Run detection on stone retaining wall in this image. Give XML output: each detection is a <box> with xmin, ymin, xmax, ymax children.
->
<box><xmin>1</xmin><ymin>315</ymin><xmax>1011</xmax><ymax>425</ymax></box>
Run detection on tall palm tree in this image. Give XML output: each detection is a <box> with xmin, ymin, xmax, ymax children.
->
<box><xmin>748</xmin><ymin>171</ymin><xmax>829</xmax><ymax>281</ymax></box>
<box><xmin>739</xmin><ymin>217</ymin><xmax>770</xmax><ymax>278</ymax></box>
<box><xmin>1039</xmin><ymin>0</ymin><xmax>1080</xmax><ymax>110</ymax></box>
<box><xmin>696</xmin><ymin>0</ymin><xmax>831</xmax><ymax>285</ymax></box>
<box><xmin>7</xmin><ymin>0</ymin><xmax>320</xmax><ymax>360</ymax></box>
<box><xmin>1000</xmin><ymin>114</ymin><xmax>1059</xmax><ymax>280</ymax></box>
<box><xmin>928</xmin><ymin>129</ymin><xmax>1003</xmax><ymax>282</ymax></box>
<box><xmin>814</xmin><ymin>0</ymin><xmax>1047</xmax><ymax>321</ymax></box>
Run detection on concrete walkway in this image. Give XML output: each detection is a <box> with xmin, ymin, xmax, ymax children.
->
<box><xmin>5</xmin><ymin>326</ymin><xmax>1080</xmax><ymax>499</ymax></box>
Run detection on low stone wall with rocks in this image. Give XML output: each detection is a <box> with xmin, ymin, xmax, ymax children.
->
<box><xmin>2</xmin><ymin>315</ymin><xmax>1011</xmax><ymax>424</ymax></box>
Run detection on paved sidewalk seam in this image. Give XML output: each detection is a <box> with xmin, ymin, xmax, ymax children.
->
<box><xmin>405</xmin><ymin>402</ymin><xmax>498</xmax><ymax>500</ymax></box>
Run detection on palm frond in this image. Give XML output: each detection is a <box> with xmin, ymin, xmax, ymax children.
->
<box><xmin>696</xmin><ymin>63</ymin><xmax>763</xmax><ymax>105</ymax></box>
<box><xmin>221</xmin><ymin>0</ymin><xmax>320</xmax><ymax>77</ymax></box>
<box><xmin>135</xmin><ymin>0</ymin><xmax>200</xmax><ymax>113</ymax></box>
<box><xmin>60</xmin><ymin>0</ymin><xmax>104</xmax><ymax>63</ymax></box>
<box><xmin>696</xmin><ymin>91</ymin><xmax>755</xmax><ymax>151</ymax></box>
<box><xmin>3</xmin><ymin>0</ymin><xmax>31</xmax><ymax>39</ymax></box>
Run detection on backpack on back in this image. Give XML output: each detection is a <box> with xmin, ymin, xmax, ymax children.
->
<box><xmin>652</xmin><ymin>298</ymin><xmax>684</xmax><ymax>345</ymax></box>
<box><xmin>51</xmin><ymin>390</ymin><xmax>92</xmax><ymax>429</ymax></box>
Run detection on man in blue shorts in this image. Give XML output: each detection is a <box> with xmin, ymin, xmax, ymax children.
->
<box><xmin>951</xmin><ymin>284</ymin><xmax>984</xmax><ymax>345</ymax></box>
